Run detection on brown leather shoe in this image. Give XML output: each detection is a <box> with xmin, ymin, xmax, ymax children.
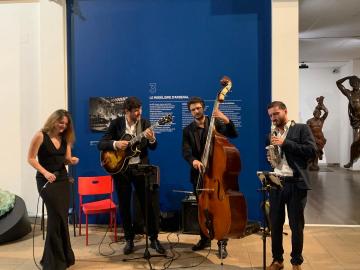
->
<box><xmin>292</xmin><ymin>265</ymin><xmax>302</xmax><ymax>270</ymax></box>
<box><xmin>266</xmin><ymin>261</ymin><xmax>284</xmax><ymax>270</ymax></box>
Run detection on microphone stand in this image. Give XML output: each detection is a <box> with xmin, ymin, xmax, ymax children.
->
<box><xmin>256</xmin><ymin>171</ymin><xmax>282</xmax><ymax>270</ymax></box>
<box><xmin>122</xmin><ymin>165</ymin><xmax>166</xmax><ymax>269</ymax></box>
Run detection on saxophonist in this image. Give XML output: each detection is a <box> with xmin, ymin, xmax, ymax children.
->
<box><xmin>265</xmin><ymin>101</ymin><xmax>316</xmax><ymax>270</ymax></box>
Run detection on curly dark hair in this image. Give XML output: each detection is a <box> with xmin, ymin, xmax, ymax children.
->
<box><xmin>187</xmin><ymin>96</ymin><xmax>205</xmax><ymax>111</ymax></box>
<box><xmin>267</xmin><ymin>101</ymin><xmax>287</xmax><ymax>110</ymax></box>
<box><xmin>124</xmin><ymin>96</ymin><xmax>142</xmax><ymax>112</ymax></box>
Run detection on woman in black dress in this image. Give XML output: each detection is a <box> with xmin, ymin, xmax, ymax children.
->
<box><xmin>28</xmin><ymin>109</ymin><xmax>79</xmax><ymax>270</ymax></box>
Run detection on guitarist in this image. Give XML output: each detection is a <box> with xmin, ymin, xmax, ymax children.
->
<box><xmin>97</xmin><ymin>96</ymin><xmax>165</xmax><ymax>255</ymax></box>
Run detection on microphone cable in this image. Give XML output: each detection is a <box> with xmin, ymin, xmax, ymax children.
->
<box><xmin>97</xmin><ymin>178</ymin><xmax>118</xmax><ymax>257</ymax></box>
<box><xmin>160</xmin><ymin>231</ymin><xmax>212</xmax><ymax>270</ymax></box>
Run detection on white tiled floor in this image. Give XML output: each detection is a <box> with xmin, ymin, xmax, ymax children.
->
<box><xmin>1</xmin><ymin>225</ymin><xmax>360</xmax><ymax>269</ymax></box>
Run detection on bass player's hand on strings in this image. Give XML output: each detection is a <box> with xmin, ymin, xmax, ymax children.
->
<box><xmin>192</xmin><ymin>160</ymin><xmax>205</xmax><ymax>173</ymax></box>
<box><xmin>213</xmin><ymin>109</ymin><xmax>230</xmax><ymax>124</ymax></box>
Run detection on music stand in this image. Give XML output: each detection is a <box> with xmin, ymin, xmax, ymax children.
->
<box><xmin>256</xmin><ymin>171</ymin><xmax>282</xmax><ymax>270</ymax></box>
<box><xmin>122</xmin><ymin>164</ymin><xmax>166</xmax><ymax>269</ymax></box>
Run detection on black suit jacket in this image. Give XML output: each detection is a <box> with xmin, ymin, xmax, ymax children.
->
<box><xmin>182</xmin><ymin>117</ymin><xmax>238</xmax><ymax>183</ymax></box>
<box><xmin>276</xmin><ymin>123</ymin><xmax>316</xmax><ymax>189</ymax></box>
<box><xmin>97</xmin><ymin>116</ymin><xmax>157</xmax><ymax>166</ymax></box>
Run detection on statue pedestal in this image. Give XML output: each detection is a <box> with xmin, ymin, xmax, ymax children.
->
<box><xmin>0</xmin><ymin>195</ymin><xmax>31</xmax><ymax>243</ymax></box>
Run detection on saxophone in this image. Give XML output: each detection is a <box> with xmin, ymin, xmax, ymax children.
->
<box><xmin>266</xmin><ymin>127</ymin><xmax>281</xmax><ymax>168</ymax></box>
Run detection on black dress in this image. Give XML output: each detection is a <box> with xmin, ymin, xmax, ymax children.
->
<box><xmin>36</xmin><ymin>132</ymin><xmax>75</xmax><ymax>270</ymax></box>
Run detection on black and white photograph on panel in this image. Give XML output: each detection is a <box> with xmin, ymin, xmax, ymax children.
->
<box><xmin>89</xmin><ymin>97</ymin><xmax>126</xmax><ymax>131</ymax></box>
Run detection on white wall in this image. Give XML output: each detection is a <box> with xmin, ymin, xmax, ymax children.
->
<box><xmin>0</xmin><ymin>0</ymin><xmax>67</xmax><ymax>216</ymax></box>
<box><xmin>299</xmin><ymin>68</ymin><xmax>342</xmax><ymax>164</ymax></box>
<box><xmin>0</xmin><ymin>2</ymin><xmax>29</xmax><ymax>196</ymax></box>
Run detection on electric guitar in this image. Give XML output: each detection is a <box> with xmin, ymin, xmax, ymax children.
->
<box><xmin>100</xmin><ymin>114</ymin><xmax>172</xmax><ymax>174</ymax></box>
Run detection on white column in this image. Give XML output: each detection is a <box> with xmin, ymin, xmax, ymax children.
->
<box><xmin>272</xmin><ymin>0</ymin><xmax>299</xmax><ymax>121</ymax></box>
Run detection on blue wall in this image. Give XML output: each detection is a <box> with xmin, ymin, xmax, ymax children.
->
<box><xmin>67</xmin><ymin>0</ymin><xmax>271</xmax><ymax>223</ymax></box>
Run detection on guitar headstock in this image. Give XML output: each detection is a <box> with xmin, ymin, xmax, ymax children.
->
<box><xmin>158</xmin><ymin>114</ymin><xmax>173</xmax><ymax>125</ymax></box>
<box><xmin>217</xmin><ymin>76</ymin><xmax>232</xmax><ymax>102</ymax></box>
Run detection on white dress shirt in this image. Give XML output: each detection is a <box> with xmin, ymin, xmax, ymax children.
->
<box><xmin>274</xmin><ymin>120</ymin><xmax>294</xmax><ymax>177</ymax></box>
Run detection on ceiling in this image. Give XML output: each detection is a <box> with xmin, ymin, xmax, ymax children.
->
<box><xmin>299</xmin><ymin>0</ymin><xmax>360</xmax><ymax>68</ymax></box>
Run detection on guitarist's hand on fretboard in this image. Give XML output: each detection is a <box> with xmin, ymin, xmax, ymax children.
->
<box><xmin>143</xmin><ymin>128</ymin><xmax>156</xmax><ymax>142</ymax></box>
<box><xmin>115</xmin><ymin>140</ymin><xmax>129</xmax><ymax>150</ymax></box>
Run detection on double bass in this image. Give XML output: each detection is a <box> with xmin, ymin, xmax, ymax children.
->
<box><xmin>197</xmin><ymin>76</ymin><xmax>247</xmax><ymax>240</ymax></box>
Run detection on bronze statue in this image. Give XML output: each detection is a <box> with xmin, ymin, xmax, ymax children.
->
<box><xmin>306</xmin><ymin>96</ymin><xmax>328</xmax><ymax>171</ymax></box>
<box><xmin>336</xmin><ymin>75</ymin><xmax>360</xmax><ymax>168</ymax></box>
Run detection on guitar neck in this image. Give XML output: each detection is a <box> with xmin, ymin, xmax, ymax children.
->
<box><xmin>129</xmin><ymin>121</ymin><xmax>158</xmax><ymax>145</ymax></box>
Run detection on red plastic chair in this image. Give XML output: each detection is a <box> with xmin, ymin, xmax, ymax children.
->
<box><xmin>78</xmin><ymin>175</ymin><xmax>117</xmax><ymax>245</ymax></box>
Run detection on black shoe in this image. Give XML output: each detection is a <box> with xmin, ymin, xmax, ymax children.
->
<box><xmin>150</xmin><ymin>239</ymin><xmax>165</xmax><ymax>254</ymax></box>
<box><xmin>216</xmin><ymin>241</ymin><xmax>228</xmax><ymax>259</ymax></box>
<box><xmin>123</xmin><ymin>240</ymin><xmax>134</xmax><ymax>255</ymax></box>
<box><xmin>66</xmin><ymin>259</ymin><xmax>75</xmax><ymax>267</ymax></box>
<box><xmin>344</xmin><ymin>161</ymin><xmax>353</xmax><ymax>168</ymax></box>
<box><xmin>192</xmin><ymin>239</ymin><xmax>211</xmax><ymax>251</ymax></box>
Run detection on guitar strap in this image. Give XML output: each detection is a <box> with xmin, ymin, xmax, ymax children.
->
<box><xmin>136</xmin><ymin>119</ymin><xmax>142</xmax><ymax>137</ymax></box>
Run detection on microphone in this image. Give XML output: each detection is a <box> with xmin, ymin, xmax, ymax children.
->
<box><xmin>267</xmin><ymin>128</ymin><xmax>281</xmax><ymax>168</ymax></box>
<box><xmin>271</xmin><ymin>130</ymin><xmax>280</xmax><ymax>149</ymax></box>
<box><xmin>42</xmin><ymin>181</ymin><xmax>50</xmax><ymax>189</ymax></box>
<box><xmin>272</xmin><ymin>129</ymin><xmax>283</xmax><ymax>157</ymax></box>
<box><xmin>42</xmin><ymin>171</ymin><xmax>59</xmax><ymax>189</ymax></box>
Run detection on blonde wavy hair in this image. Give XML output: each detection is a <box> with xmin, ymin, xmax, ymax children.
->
<box><xmin>42</xmin><ymin>109</ymin><xmax>75</xmax><ymax>145</ymax></box>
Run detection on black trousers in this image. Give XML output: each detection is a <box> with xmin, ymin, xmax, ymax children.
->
<box><xmin>114</xmin><ymin>165</ymin><xmax>159</xmax><ymax>241</ymax></box>
<box><xmin>269</xmin><ymin>180</ymin><xmax>307</xmax><ymax>265</ymax></box>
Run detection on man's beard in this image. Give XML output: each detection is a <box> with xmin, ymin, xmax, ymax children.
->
<box><xmin>127</xmin><ymin>114</ymin><xmax>140</xmax><ymax>124</ymax></box>
<box><xmin>195</xmin><ymin>114</ymin><xmax>205</xmax><ymax>121</ymax></box>
<box><xmin>132</xmin><ymin>115</ymin><xmax>141</xmax><ymax>122</ymax></box>
<box><xmin>273</xmin><ymin>117</ymin><xmax>286</xmax><ymax>128</ymax></box>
